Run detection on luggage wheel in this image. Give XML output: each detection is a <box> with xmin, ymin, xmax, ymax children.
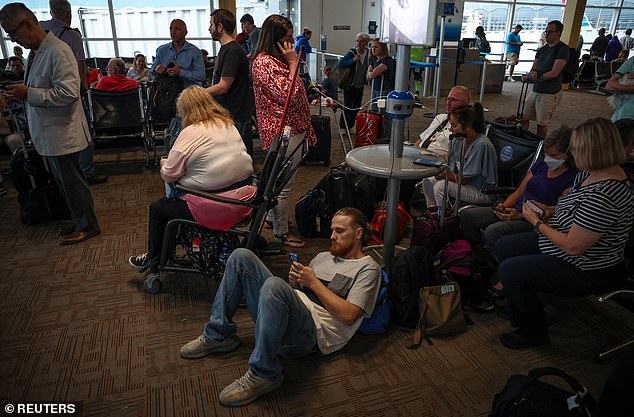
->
<box><xmin>143</xmin><ymin>272</ymin><xmax>162</xmax><ymax>294</ymax></box>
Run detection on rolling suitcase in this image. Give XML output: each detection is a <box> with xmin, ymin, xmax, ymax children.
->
<box><xmin>7</xmin><ymin>137</ymin><xmax>70</xmax><ymax>225</ymax></box>
<box><xmin>305</xmin><ymin>99</ymin><xmax>331</xmax><ymax>166</ymax></box>
<box><xmin>354</xmin><ymin>112</ymin><xmax>383</xmax><ymax>147</ymax></box>
<box><xmin>354</xmin><ymin>78</ymin><xmax>385</xmax><ymax>147</ymax></box>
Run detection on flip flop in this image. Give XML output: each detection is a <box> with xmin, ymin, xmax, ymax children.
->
<box><xmin>275</xmin><ymin>234</ymin><xmax>307</xmax><ymax>248</ymax></box>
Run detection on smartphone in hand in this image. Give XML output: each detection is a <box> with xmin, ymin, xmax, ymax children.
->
<box><xmin>525</xmin><ymin>199</ymin><xmax>544</xmax><ymax>216</ymax></box>
<box><xmin>289</xmin><ymin>253</ymin><xmax>301</xmax><ymax>269</ymax></box>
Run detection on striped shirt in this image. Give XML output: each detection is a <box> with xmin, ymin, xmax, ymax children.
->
<box><xmin>539</xmin><ymin>171</ymin><xmax>633</xmax><ymax>270</ymax></box>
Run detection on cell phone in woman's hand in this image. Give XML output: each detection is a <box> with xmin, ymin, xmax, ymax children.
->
<box><xmin>525</xmin><ymin>199</ymin><xmax>544</xmax><ymax>216</ymax></box>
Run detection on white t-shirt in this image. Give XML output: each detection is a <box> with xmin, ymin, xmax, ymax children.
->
<box><xmin>295</xmin><ymin>252</ymin><xmax>381</xmax><ymax>355</ymax></box>
<box><xmin>419</xmin><ymin>114</ymin><xmax>451</xmax><ymax>156</ymax></box>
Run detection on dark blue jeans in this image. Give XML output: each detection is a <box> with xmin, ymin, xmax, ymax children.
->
<box><xmin>495</xmin><ymin>232</ymin><xmax>623</xmax><ymax>337</ymax></box>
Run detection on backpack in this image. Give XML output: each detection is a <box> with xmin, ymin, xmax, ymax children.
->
<box><xmin>319</xmin><ymin>164</ymin><xmax>376</xmax><ymax>219</ymax></box>
<box><xmin>410</xmin><ymin>209</ymin><xmax>463</xmax><ymax>254</ymax></box>
<box><xmin>389</xmin><ymin>246</ymin><xmax>434</xmax><ymax>328</ymax></box>
<box><xmin>561</xmin><ymin>45</ymin><xmax>579</xmax><ymax>84</ymax></box>
<box><xmin>432</xmin><ymin>240</ymin><xmax>474</xmax><ymax>283</ymax></box>
<box><xmin>151</xmin><ymin>73</ymin><xmax>184</xmax><ymax>122</ymax></box>
<box><xmin>490</xmin><ymin>367</ymin><xmax>595</xmax><ymax>417</ymax></box>
<box><xmin>295</xmin><ymin>187</ymin><xmax>331</xmax><ymax>238</ymax></box>
<box><xmin>358</xmin><ymin>270</ymin><xmax>391</xmax><ymax>335</ymax></box>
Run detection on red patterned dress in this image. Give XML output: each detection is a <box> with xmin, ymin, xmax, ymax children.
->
<box><xmin>251</xmin><ymin>53</ymin><xmax>316</xmax><ymax>150</ymax></box>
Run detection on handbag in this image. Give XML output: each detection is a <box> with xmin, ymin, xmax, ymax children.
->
<box><xmin>490</xmin><ymin>367</ymin><xmax>595</xmax><ymax>417</ymax></box>
<box><xmin>405</xmin><ymin>282</ymin><xmax>468</xmax><ymax>348</ymax></box>
<box><xmin>332</xmin><ymin>48</ymin><xmax>357</xmax><ymax>90</ymax></box>
<box><xmin>368</xmin><ymin>201</ymin><xmax>412</xmax><ymax>245</ymax></box>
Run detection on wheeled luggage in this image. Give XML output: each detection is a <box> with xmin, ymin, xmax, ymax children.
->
<box><xmin>354</xmin><ymin>111</ymin><xmax>383</xmax><ymax>147</ymax></box>
<box><xmin>7</xmin><ymin>141</ymin><xmax>70</xmax><ymax>225</ymax></box>
<box><xmin>305</xmin><ymin>114</ymin><xmax>331</xmax><ymax>165</ymax></box>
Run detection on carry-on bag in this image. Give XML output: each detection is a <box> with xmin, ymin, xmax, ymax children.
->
<box><xmin>490</xmin><ymin>367</ymin><xmax>595</xmax><ymax>417</ymax></box>
<box><xmin>494</xmin><ymin>80</ymin><xmax>531</xmax><ymax>126</ymax></box>
<box><xmin>305</xmin><ymin>91</ymin><xmax>332</xmax><ymax>165</ymax></box>
<box><xmin>8</xmin><ymin>142</ymin><xmax>70</xmax><ymax>225</ymax></box>
<box><xmin>354</xmin><ymin>77</ymin><xmax>384</xmax><ymax>147</ymax></box>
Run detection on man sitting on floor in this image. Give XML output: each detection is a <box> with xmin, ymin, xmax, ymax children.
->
<box><xmin>180</xmin><ymin>207</ymin><xmax>381</xmax><ymax>407</ymax></box>
<box><xmin>94</xmin><ymin>58</ymin><xmax>139</xmax><ymax>92</ymax></box>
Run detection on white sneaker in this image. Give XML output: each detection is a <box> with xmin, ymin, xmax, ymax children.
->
<box><xmin>219</xmin><ymin>369</ymin><xmax>284</xmax><ymax>406</ymax></box>
<box><xmin>507</xmin><ymin>76</ymin><xmax>516</xmax><ymax>82</ymax></box>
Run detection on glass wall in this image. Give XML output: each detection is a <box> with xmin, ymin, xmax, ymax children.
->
<box><xmin>462</xmin><ymin>0</ymin><xmax>634</xmax><ymax>74</ymax></box>
<box><xmin>1</xmin><ymin>0</ymin><xmax>213</xmax><ymax>63</ymax></box>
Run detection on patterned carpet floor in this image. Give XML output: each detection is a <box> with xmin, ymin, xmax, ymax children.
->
<box><xmin>0</xmin><ymin>83</ymin><xmax>632</xmax><ymax>416</ymax></box>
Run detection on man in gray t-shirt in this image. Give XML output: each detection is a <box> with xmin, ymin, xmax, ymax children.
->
<box><xmin>521</xmin><ymin>20</ymin><xmax>569</xmax><ymax>138</ymax></box>
<box><xmin>179</xmin><ymin>208</ymin><xmax>381</xmax><ymax>407</ymax></box>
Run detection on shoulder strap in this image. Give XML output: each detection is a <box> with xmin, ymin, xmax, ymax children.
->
<box><xmin>421</xmin><ymin>116</ymin><xmax>450</xmax><ymax>148</ymax></box>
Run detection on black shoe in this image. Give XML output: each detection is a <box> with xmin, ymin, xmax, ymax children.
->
<box><xmin>87</xmin><ymin>175</ymin><xmax>108</xmax><ymax>185</ymax></box>
<box><xmin>465</xmin><ymin>296</ymin><xmax>496</xmax><ymax>314</ymax></box>
<box><xmin>129</xmin><ymin>253</ymin><xmax>158</xmax><ymax>273</ymax></box>
<box><xmin>499</xmin><ymin>330</ymin><xmax>549</xmax><ymax>350</ymax></box>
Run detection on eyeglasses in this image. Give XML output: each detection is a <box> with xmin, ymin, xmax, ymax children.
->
<box><xmin>544</xmin><ymin>30</ymin><xmax>559</xmax><ymax>35</ymax></box>
<box><xmin>5</xmin><ymin>20</ymin><xmax>27</xmax><ymax>39</ymax></box>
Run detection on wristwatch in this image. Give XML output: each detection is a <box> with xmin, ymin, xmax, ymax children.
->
<box><xmin>534</xmin><ymin>220</ymin><xmax>545</xmax><ymax>234</ymax></box>
<box><xmin>536</xmin><ymin>71</ymin><xmax>544</xmax><ymax>82</ymax></box>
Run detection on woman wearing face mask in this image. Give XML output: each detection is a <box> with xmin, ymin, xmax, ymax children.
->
<box><xmin>460</xmin><ymin>126</ymin><xmax>578</xmax><ymax>300</ymax></box>
<box><xmin>495</xmin><ymin>117</ymin><xmax>632</xmax><ymax>349</ymax></box>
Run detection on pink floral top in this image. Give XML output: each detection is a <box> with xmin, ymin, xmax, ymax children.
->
<box><xmin>251</xmin><ymin>53</ymin><xmax>316</xmax><ymax>150</ymax></box>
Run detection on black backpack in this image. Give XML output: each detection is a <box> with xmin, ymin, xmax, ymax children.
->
<box><xmin>560</xmin><ymin>45</ymin><xmax>579</xmax><ymax>84</ymax></box>
<box><xmin>151</xmin><ymin>73</ymin><xmax>184</xmax><ymax>122</ymax></box>
<box><xmin>389</xmin><ymin>246</ymin><xmax>433</xmax><ymax>328</ymax></box>
<box><xmin>319</xmin><ymin>164</ymin><xmax>376</xmax><ymax>219</ymax></box>
<box><xmin>490</xmin><ymin>367</ymin><xmax>595</xmax><ymax>417</ymax></box>
<box><xmin>295</xmin><ymin>187</ymin><xmax>331</xmax><ymax>238</ymax></box>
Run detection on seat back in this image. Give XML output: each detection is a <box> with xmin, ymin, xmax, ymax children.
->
<box><xmin>575</xmin><ymin>60</ymin><xmax>596</xmax><ymax>83</ymax></box>
<box><xmin>88</xmin><ymin>87</ymin><xmax>145</xmax><ymax>137</ymax></box>
<box><xmin>487</xmin><ymin>127</ymin><xmax>543</xmax><ymax>189</ymax></box>
<box><xmin>596</xmin><ymin>62</ymin><xmax>613</xmax><ymax>80</ymax></box>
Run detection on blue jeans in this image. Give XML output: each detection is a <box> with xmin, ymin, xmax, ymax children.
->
<box><xmin>460</xmin><ymin>206</ymin><xmax>533</xmax><ymax>255</ymax></box>
<box><xmin>203</xmin><ymin>248</ymin><xmax>317</xmax><ymax>380</ymax></box>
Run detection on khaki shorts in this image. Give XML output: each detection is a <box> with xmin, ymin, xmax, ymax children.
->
<box><xmin>522</xmin><ymin>90</ymin><xmax>563</xmax><ymax>126</ymax></box>
<box><xmin>506</xmin><ymin>52</ymin><xmax>519</xmax><ymax>65</ymax></box>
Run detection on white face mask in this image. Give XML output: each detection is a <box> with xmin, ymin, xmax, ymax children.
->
<box><xmin>544</xmin><ymin>155</ymin><xmax>565</xmax><ymax>170</ymax></box>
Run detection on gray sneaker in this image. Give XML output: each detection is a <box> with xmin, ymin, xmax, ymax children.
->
<box><xmin>180</xmin><ymin>334</ymin><xmax>240</xmax><ymax>359</ymax></box>
<box><xmin>219</xmin><ymin>369</ymin><xmax>284</xmax><ymax>407</ymax></box>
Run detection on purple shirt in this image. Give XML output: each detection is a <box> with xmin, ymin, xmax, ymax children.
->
<box><xmin>513</xmin><ymin>160</ymin><xmax>578</xmax><ymax>211</ymax></box>
<box><xmin>606</xmin><ymin>37</ymin><xmax>623</xmax><ymax>62</ymax></box>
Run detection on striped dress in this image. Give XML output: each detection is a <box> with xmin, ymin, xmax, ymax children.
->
<box><xmin>539</xmin><ymin>171</ymin><xmax>633</xmax><ymax>270</ymax></box>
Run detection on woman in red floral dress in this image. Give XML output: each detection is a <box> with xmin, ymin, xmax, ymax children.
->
<box><xmin>251</xmin><ymin>14</ymin><xmax>316</xmax><ymax>247</ymax></box>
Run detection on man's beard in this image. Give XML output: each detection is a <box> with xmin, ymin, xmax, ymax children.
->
<box><xmin>330</xmin><ymin>240</ymin><xmax>353</xmax><ymax>257</ymax></box>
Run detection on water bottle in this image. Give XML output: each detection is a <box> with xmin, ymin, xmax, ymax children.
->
<box><xmin>219</xmin><ymin>244</ymin><xmax>230</xmax><ymax>268</ymax></box>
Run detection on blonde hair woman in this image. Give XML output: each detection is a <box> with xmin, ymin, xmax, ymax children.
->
<box><xmin>366</xmin><ymin>39</ymin><xmax>395</xmax><ymax>111</ymax></box>
<box><xmin>494</xmin><ymin>117</ymin><xmax>633</xmax><ymax>350</ymax></box>
<box><xmin>129</xmin><ymin>86</ymin><xmax>255</xmax><ymax>273</ymax></box>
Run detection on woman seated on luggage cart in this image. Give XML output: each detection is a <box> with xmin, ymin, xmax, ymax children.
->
<box><xmin>420</xmin><ymin>103</ymin><xmax>498</xmax><ymax>209</ymax></box>
<box><xmin>129</xmin><ymin>86</ymin><xmax>255</xmax><ymax>273</ymax></box>
<box><xmin>495</xmin><ymin>117</ymin><xmax>633</xmax><ymax>349</ymax></box>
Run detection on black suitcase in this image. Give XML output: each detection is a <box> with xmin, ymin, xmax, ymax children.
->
<box><xmin>305</xmin><ymin>114</ymin><xmax>331</xmax><ymax>166</ymax></box>
<box><xmin>7</xmin><ymin>145</ymin><xmax>70</xmax><ymax>225</ymax></box>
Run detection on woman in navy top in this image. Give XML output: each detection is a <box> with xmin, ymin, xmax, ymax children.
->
<box><xmin>495</xmin><ymin>118</ymin><xmax>633</xmax><ymax>350</ymax></box>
